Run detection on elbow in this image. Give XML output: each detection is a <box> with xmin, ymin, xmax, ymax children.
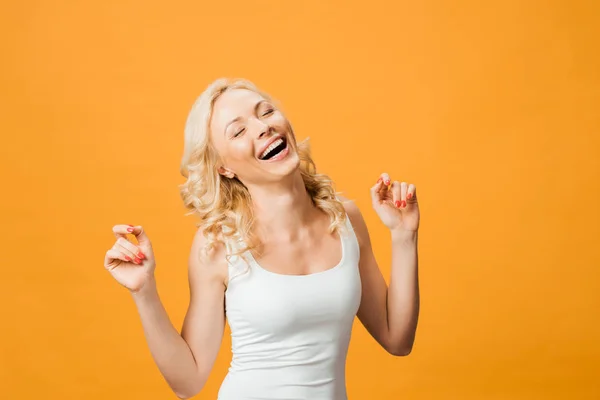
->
<box><xmin>391</xmin><ymin>346</ymin><xmax>412</xmax><ymax>357</ymax></box>
<box><xmin>386</xmin><ymin>341</ymin><xmax>414</xmax><ymax>357</ymax></box>
<box><xmin>172</xmin><ymin>373</ymin><xmax>208</xmax><ymax>400</ymax></box>
<box><xmin>173</xmin><ymin>386</ymin><xmax>199</xmax><ymax>400</ymax></box>
<box><xmin>174</xmin><ymin>385</ymin><xmax>201</xmax><ymax>400</ymax></box>
<box><xmin>176</xmin><ymin>394</ymin><xmax>198</xmax><ymax>400</ymax></box>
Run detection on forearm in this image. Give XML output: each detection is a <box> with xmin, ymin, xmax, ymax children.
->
<box><xmin>386</xmin><ymin>230</ymin><xmax>420</xmax><ymax>354</ymax></box>
<box><xmin>131</xmin><ymin>277</ymin><xmax>202</xmax><ymax>398</ymax></box>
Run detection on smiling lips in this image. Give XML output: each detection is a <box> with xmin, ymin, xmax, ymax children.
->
<box><xmin>257</xmin><ymin>136</ymin><xmax>288</xmax><ymax>161</ymax></box>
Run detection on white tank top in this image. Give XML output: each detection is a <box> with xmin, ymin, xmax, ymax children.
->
<box><xmin>218</xmin><ymin>214</ymin><xmax>362</xmax><ymax>400</ymax></box>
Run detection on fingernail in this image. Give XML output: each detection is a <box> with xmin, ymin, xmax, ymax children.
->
<box><xmin>395</xmin><ymin>200</ymin><xmax>401</xmax><ymax>208</ymax></box>
<box><xmin>138</xmin><ymin>252</ymin><xmax>145</xmax><ymax>260</ymax></box>
<box><xmin>134</xmin><ymin>257</ymin><xmax>142</xmax><ymax>264</ymax></box>
<box><xmin>385</xmin><ymin>180</ymin><xmax>390</xmax><ymax>185</ymax></box>
<box><xmin>125</xmin><ymin>255</ymin><xmax>132</xmax><ymax>261</ymax></box>
<box><xmin>407</xmin><ymin>193</ymin><xmax>412</xmax><ymax>200</ymax></box>
<box><xmin>127</xmin><ymin>227</ymin><xmax>134</xmax><ymax>233</ymax></box>
<box><xmin>401</xmin><ymin>200</ymin><xmax>407</xmax><ymax>207</ymax></box>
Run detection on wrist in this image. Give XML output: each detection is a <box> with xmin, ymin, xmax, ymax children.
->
<box><xmin>130</xmin><ymin>274</ymin><xmax>157</xmax><ymax>299</ymax></box>
<box><xmin>390</xmin><ymin>228</ymin><xmax>418</xmax><ymax>244</ymax></box>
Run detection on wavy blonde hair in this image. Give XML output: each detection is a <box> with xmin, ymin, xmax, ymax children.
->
<box><xmin>179</xmin><ymin>78</ymin><xmax>347</xmax><ymax>264</ymax></box>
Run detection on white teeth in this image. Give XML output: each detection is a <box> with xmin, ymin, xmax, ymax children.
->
<box><xmin>260</xmin><ymin>138</ymin><xmax>283</xmax><ymax>159</ymax></box>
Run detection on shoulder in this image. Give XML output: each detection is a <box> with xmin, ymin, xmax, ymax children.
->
<box><xmin>337</xmin><ymin>195</ymin><xmax>371</xmax><ymax>248</ymax></box>
<box><xmin>188</xmin><ymin>227</ymin><xmax>229</xmax><ymax>288</ymax></box>
<box><xmin>338</xmin><ymin>195</ymin><xmax>360</xmax><ymax>220</ymax></box>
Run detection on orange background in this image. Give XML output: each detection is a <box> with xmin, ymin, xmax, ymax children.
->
<box><xmin>1</xmin><ymin>1</ymin><xmax>599</xmax><ymax>399</ymax></box>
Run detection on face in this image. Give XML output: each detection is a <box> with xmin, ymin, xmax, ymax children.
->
<box><xmin>209</xmin><ymin>88</ymin><xmax>300</xmax><ymax>185</ymax></box>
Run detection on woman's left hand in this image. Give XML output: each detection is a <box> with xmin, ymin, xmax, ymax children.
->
<box><xmin>370</xmin><ymin>173</ymin><xmax>420</xmax><ymax>233</ymax></box>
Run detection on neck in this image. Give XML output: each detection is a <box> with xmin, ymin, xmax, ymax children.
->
<box><xmin>246</xmin><ymin>170</ymin><xmax>318</xmax><ymax>241</ymax></box>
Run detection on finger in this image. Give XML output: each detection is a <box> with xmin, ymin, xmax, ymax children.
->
<box><xmin>371</xmin><ymin>177</ymin><xmax>389</xmax><ymax>204</ymax></box>
<box><xmin>370</xmin><ymin>179</ymin><xmax>383</xmax><ymax>196</ymax></box>
<box><xmin>113</xmin><ymin>224</ymin><xmax>150</xmax><ymax>250</ymax></box>
<box><xmin>115</xmin><ymin>238</ymin><xmax>145</xmax><ymax>263</ymax></box>
<box><xmin>129</xmin><ymin>225</ymin><xmax>150</xmax><ymax>247</ymax></box>
<box><xmin>370</xmin><ymin>177</ymin><xmax>387</xmax><ymax>197</ymax></box>
<box><xmin>407</xmin><ymin>184</ymin><xmax>417</xmax><ymax>202</ymax></box>
<box><xmin>391</xmin><ymin>181</ymin><xmax>402</xmax><ymax>208</ymax></box>
<box><xmin>377</xmin><ymin>172</ymin><xmax>391</xmax><ymax>186</ymax></box>
<box><xmin>112</xmin><ymin>242</ymin><xmax>137</xmax><ymax>264</ymax></box>
<box><xmin>104</xmin><ymin>249</ymin><xmax>128</xmax><ymax>271</ymax></box>
<box><xmin>113</xmin><ymin>224</ymin><xmax>135</xmax><ymax>240</ymax></box>
<box><xmin>400</xmin><ymin>181</ymin><xmax>408</xmax><ymax>207</ymax></box>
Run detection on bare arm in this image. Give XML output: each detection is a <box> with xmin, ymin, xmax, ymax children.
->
<box><xmin>131</xmin><ymin>228</ymin><xmax>227</xmax><ymax>399</ymax></box>
<box><xmin>343</xmin><ymin>198</ymin><xmax>420</xmax><ymax>356</ymax></box>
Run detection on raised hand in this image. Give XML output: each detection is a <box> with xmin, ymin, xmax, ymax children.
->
<box><xmin>103</xmin><ymin>224</ymin><xmax>156</xmax><ymax>293</ymax></box>
<box><xmin>370</xmin><ymin>173</ymin><xmax>420</xmax><ymax>233</ymax></box>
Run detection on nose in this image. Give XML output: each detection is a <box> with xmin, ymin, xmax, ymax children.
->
<box><xmin>249</xmin><ymin>117</ymin><xmax>270</xmax><ymax>139</ymax></box>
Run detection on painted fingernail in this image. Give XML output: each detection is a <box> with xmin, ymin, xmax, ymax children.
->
<box><xmin>395</xmin><ymin>200</ymin><xmax>401</xmax><ymax>208</ymax></box>
<box><xmin>407</xmin><ymin>193</ymin><xmax>412</xmax><ymax>200</ymax></box>
<box><xmin>385</xmin><ymin>180</ymin><xmax>390</xmax><ymax>185</ymax></box>
<box><xmin>127</xmin><ymin>227</ymin><xmax>134</xmax><ymax>233</ymax></box>
<box><xmin>401</xmin><ymin>200</ymin><xmax>407</xmax><ymax>207</ymax></box>
<box><xmin>134</xmin><ymin>257</ymin><xmax>142</xmax><ymax>264</ymax></box>
<box><xmin>125</xmin><ymin>255</ymin><xmax>132</xmax><ymax>261</ymax></box>
<box><xmin>138</xmin><ymin>252</ymin><xmax>145</xmax><ymax>260</ymax></box>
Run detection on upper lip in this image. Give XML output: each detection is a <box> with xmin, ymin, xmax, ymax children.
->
<box><xmin>256</xmin><ymin>135</ymin><xmax>285</xmax><ymax>159</ymax></box>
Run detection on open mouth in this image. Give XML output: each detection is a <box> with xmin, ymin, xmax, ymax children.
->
<box><xmin>258</xmin><ymin>137</ymin><xmax>288</xmax><ymax>161</ymax></box>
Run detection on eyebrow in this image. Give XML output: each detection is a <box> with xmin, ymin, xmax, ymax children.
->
<box><xmin>224</xmin><ymin>100</ymin><xmax>269</xmax><ymax>136</ymax></box>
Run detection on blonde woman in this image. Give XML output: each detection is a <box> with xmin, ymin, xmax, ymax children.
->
<box><xmin>103</xmin><ymin>78</ymin><xmax>421</xmax><ymax>400</ymax></box>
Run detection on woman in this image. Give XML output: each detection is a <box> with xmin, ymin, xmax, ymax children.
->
<box><xmin>103</xmin><ymin>78</ymin><xmax>420</xmax><ymax>400</ymax></box>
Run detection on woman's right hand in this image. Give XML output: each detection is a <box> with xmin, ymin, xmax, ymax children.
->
<box><xmin>104</xmin><ymin>224</ymin><xmax>156</xmax><ymax>293</ymax></box>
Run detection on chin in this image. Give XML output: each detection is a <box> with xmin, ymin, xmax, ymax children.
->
<box><xmin>269</xmin><ymin>150</ymin><xmax>300</xmax><ymax>179</ymax></box>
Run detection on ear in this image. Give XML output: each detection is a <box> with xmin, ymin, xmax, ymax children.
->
<box><xmin>218</xmin><ymin>166</ymin><xmax>236</xmax><ymax>179</ymax></box>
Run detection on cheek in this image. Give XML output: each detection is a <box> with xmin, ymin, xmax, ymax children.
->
<box><xmin>272</xmin><ymin>114</ymin><xmax>289</xmax><ymax>129</ymax></box>
<box><xmin>269</xmin><ymin>118</ymin><xmax>292</xmax><ymax>142</ymax></box>
<box><xmin>275</xmin><ymin>117</ymin><xmax>295</xmax><ymax>142</ymax></box>
<box><xmin>209</xmin><ymin>135</ymin><xmax>252</xmax><ymax>166</ymax></box>
<box><xmin>227</xmin><ymin>139</ymin><xmax>255</xmax><ymax>161</ymax></box>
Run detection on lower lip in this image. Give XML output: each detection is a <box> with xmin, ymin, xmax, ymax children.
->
<box><xmin>261</xmin><ymin>144</ymin><xmax>289</xmax><ymax>162</ymax></box>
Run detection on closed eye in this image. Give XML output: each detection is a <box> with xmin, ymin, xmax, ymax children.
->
<box><xmin>233</xmin><ymin>128</ymin><xmax>245</xmax><ymax>138</ymax></box>
<box><xmin>262</xmin><ymin>109</ymin><xmax>274</xmax><ymax>117</ymax></box>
